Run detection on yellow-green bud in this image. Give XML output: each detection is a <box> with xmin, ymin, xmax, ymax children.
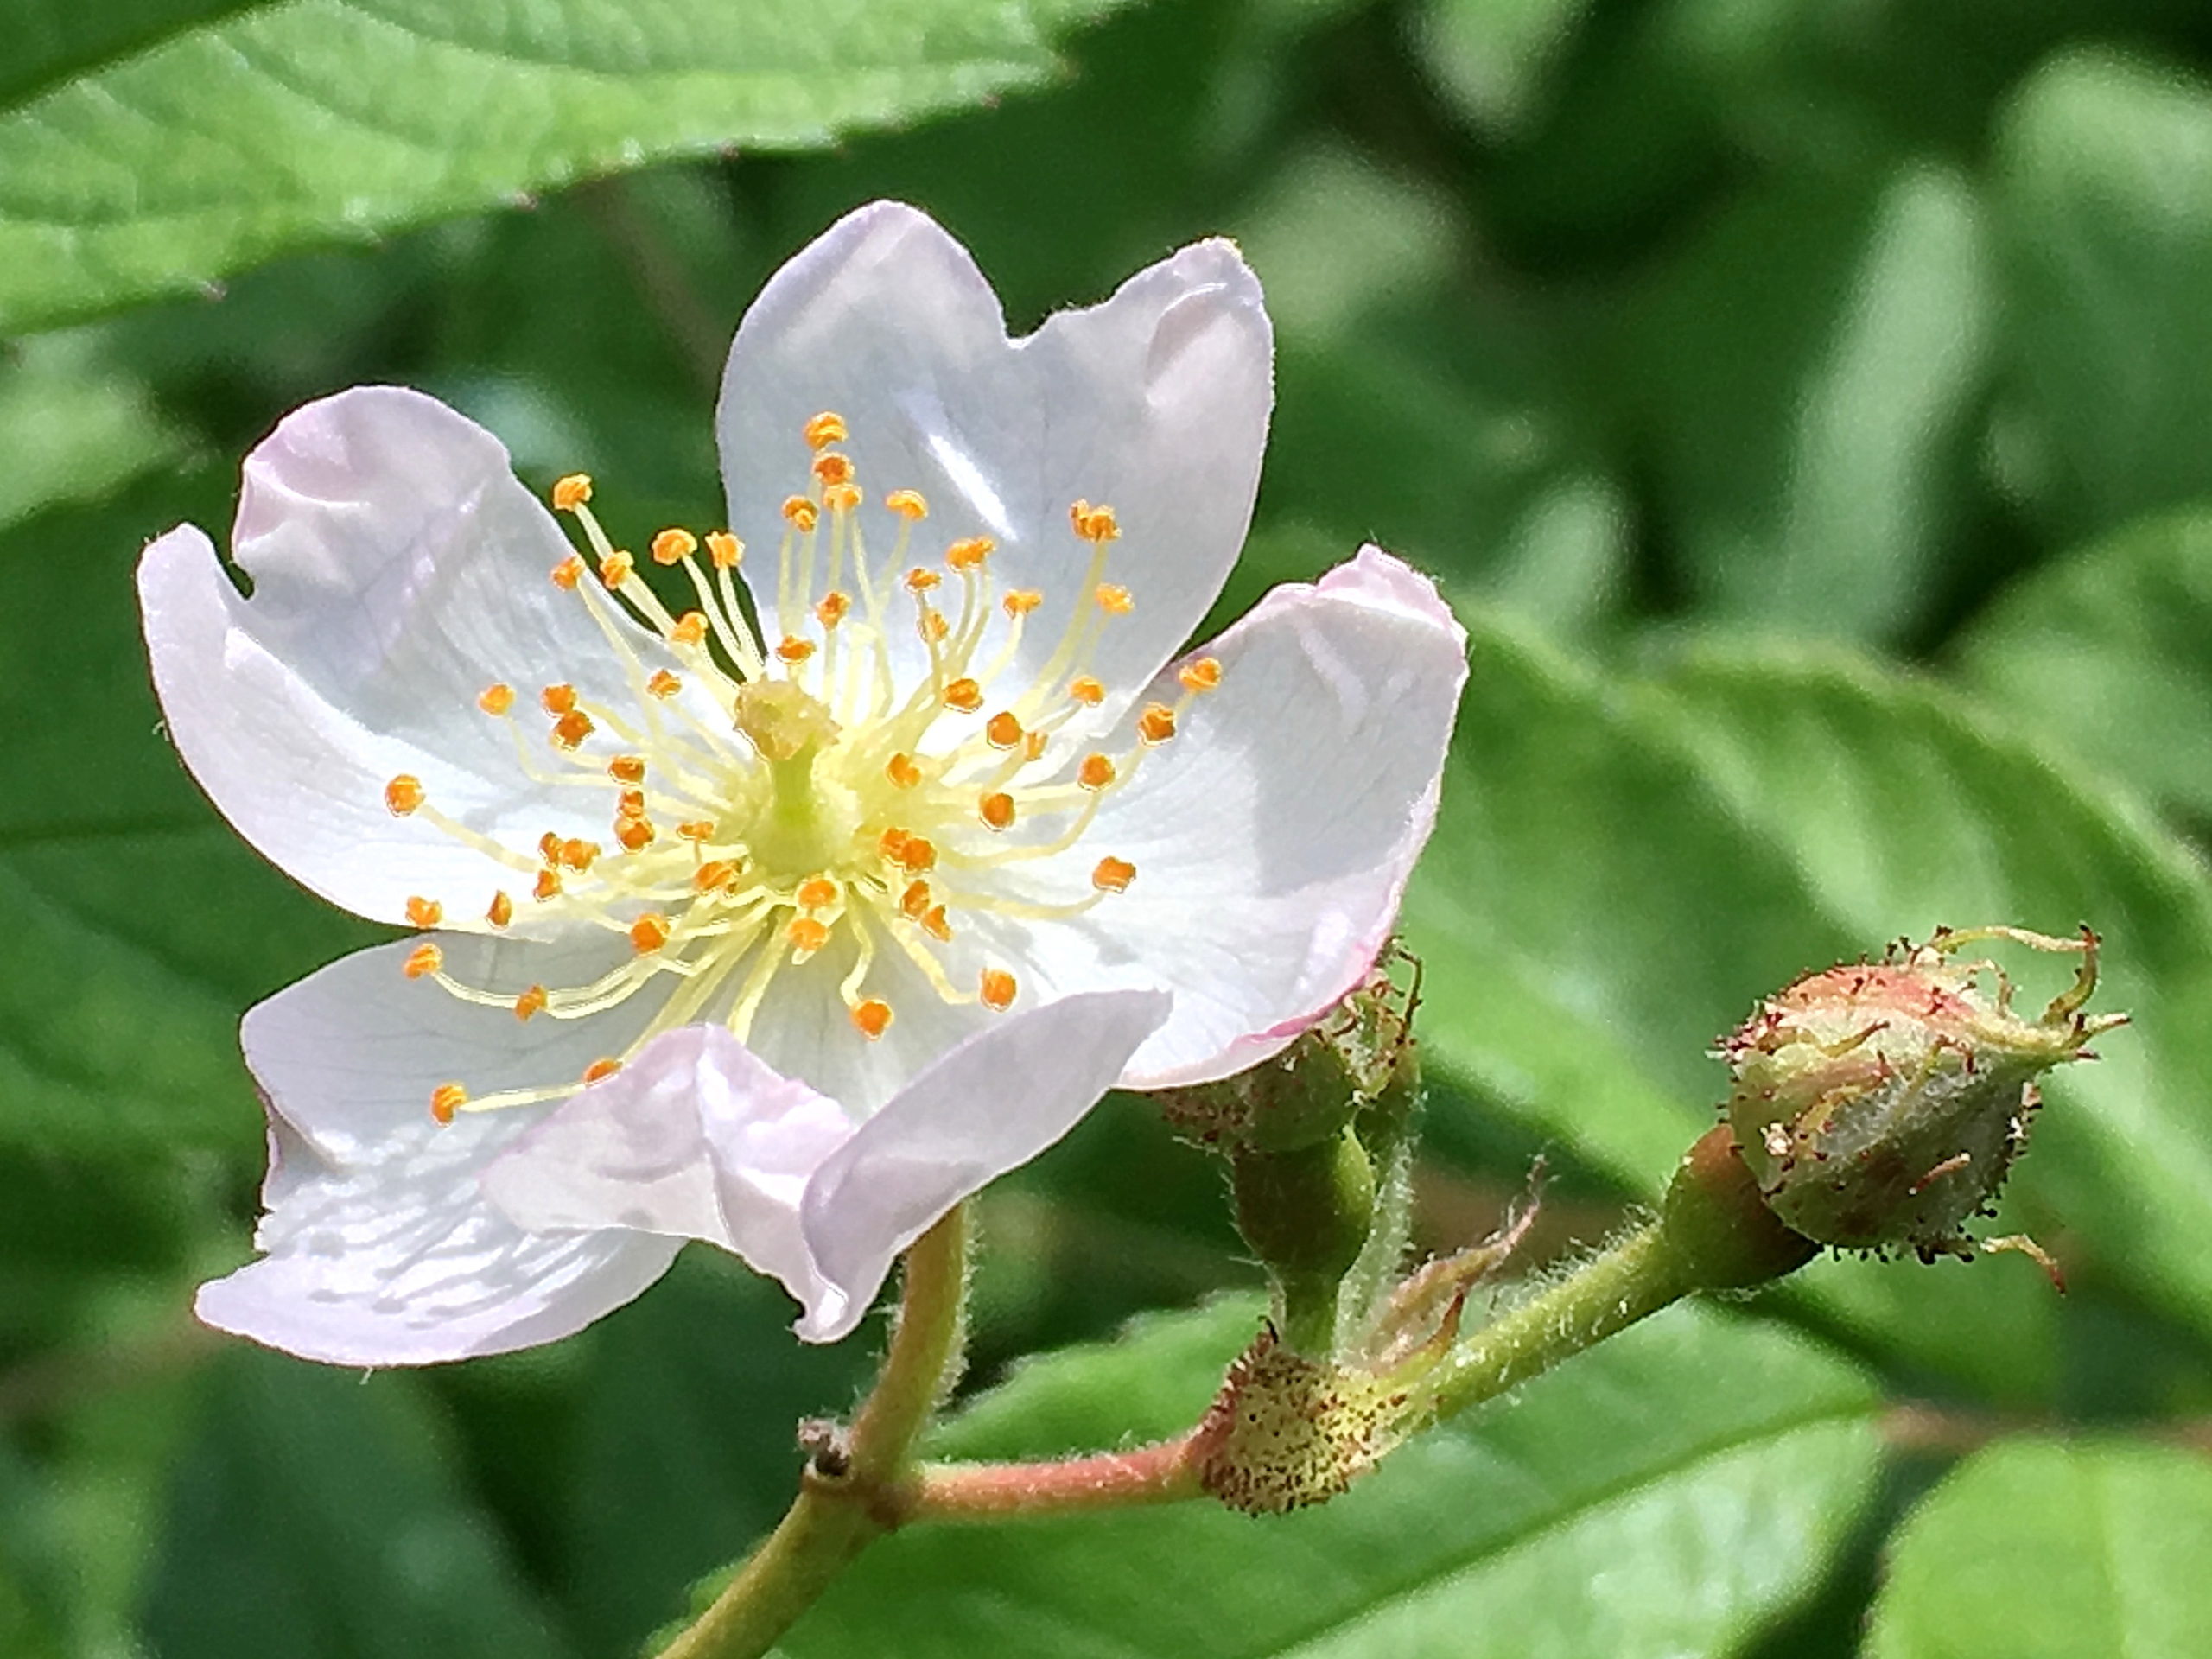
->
<box><xmin>1721</xmin><ymin>926</ymin><xmax>2124</xmax><ymax>1257</ymax></box>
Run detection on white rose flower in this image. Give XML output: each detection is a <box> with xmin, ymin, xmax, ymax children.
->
<box><xmin>137</xmin><ymin>201</ymin><xmax>1467</xmax><ymax>1363</ymax></box>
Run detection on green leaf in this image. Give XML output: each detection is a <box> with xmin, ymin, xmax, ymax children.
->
<box><xmin>0</xmin><ymin>472</ymin><xmax>380</xmax><ymax>1156</ymax></box>
<box><xmin>0</xmin><ymin>335</ymin><xmax>185</xmax><ymax>531</ymax></box>
<box><xmin>1866</xmin><ymin>1436</ymin><xmax>2212</xmax><ymax>1659</ymax></box>
<box><xmin>1408</xmin><ymin>0</ymin><xmax>1592</xmax><ymax>137</ymax></box>
<box><xmin>1619</xmin><ymin>158</ymin><xmax>1991</xmax><ymax>643</ymax></box>
<box><xmin>0</xmin><ymin>0</ymin><xmax>1120</xmax><ymax>335</ymax></box>
<box><xmin>138</xmin><ymin>1347</ymin><xmax>569</xmax><ymax>1659</ymax></box>
<box><xmin>1955</xmin><ymin>508</ymin><xmax>2212</xmax><ymax>823</ymax></box>
<box><xmin>1992</xmin><ymin>48</ymin><xmax>2212</xmax><ymax>543</ymax></box>
<box><xmin>778</xmin><ymin>1300</ymin><xmax>1881</xmax><ymax>1659</ymax></box>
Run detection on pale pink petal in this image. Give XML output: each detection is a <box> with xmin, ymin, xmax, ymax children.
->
<box><xmin>480</xmin><ymin>1025</ymin><xmax>855</xmax><ymax>1314</ymax></box>
<box><xmin>795</xmin><ymin>988</ymin><xmax>1172</xmax><ymax>1341</ymax></box>
<box><xmin>197</xmin><ymin>932</ymin><xmax>686</xmax><ymax>1365</ymax></box>
<box><xmin>139</xmin><ymin>386</ymin><xmax>677</xmax><ymax>931</ymax></box>
<box><xmin>971</xmin><ymin>548</ymin><xmax>1466</xmax><ymax>1088</ymax></box>
<box><xmin>715</xmin><ymin>201</ymin><xmax>1271</xmax><ymax>731</ymax></box>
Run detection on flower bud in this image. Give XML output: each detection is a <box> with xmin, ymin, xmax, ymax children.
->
<box><xmin>1721</xmin><ymin>926</ymin><xmax>2125</xmax><ymax>1257</ymax></box>
<box><xmin>1153</xmin><ymin>949</ymin><xmax>1420</xmax><ymax>1155</ymax></box>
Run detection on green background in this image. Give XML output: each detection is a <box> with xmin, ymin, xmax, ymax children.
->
<box><xmin>5</xmin><ymin>0</ymin><xmax>2212</xmax><ymax>1654</ymax></box>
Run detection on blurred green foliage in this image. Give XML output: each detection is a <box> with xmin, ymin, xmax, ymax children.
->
<box><xmin>6</xmin><ymin>0</ymin><xmax>2212</xmax><ymax>1653</ymax></box>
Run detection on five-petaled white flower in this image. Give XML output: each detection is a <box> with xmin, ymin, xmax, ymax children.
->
<box><xmin>137</xmin><ymin>202</ymin><xmax>1468</xmax><ymax>1364</ymax></box>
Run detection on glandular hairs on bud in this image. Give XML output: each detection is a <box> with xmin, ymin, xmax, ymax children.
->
<box><xmin>1719</xmin><ymin>926</ymin><xmax>2125</xmax><ymax>1262</ymax></box>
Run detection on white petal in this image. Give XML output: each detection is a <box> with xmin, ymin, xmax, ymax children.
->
<box><xmin>979</xmin><ymin>548</ymin><xmax>1467</xmax><ymax>1088</ymax></box>
<box><xmin>795</xmin><ymin>988</ymin><xmax>1171</xmax><ymax>1341</ymax></box>
<box><xmin>139</xmin><ymin>386</ymin><xmax>678</xmax><ymax>931</ymax></box>
<box><xmin>480</xmin><ymin>1025</ymin><xmax>856</xmax><ymax>1314</ymax></box>
<box><xmin>198</xmin><ymin>932</ymin><xmax>686</xmax><ymax>1365</ymax></box>
<box><xmin>716</xmin><ymin>201</ymin><xmax>1271</xmax><ymax>730</ymax></box>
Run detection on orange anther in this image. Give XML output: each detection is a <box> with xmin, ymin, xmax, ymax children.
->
<box><xmin>1077</xmin><ymin>753</ymin><xmax>1116</xmax><ymax>790</ymax></box>
<box><xmin>671</xmin><ymin>611</ymin><xmax>708</xmax><ymax>646</ymax></box>
<box><xmin>980</xmin><ymin>791</ymin><xmax>1015</xmax><ymax>831</ymax></box>
<box><xmin>879</xmin><ymin>827</ymin><xmax>912</xmax><ymax>863</ymax></box>
<box><xmin>551</xmin><ymin>474</ymin><xmax>593</xmax><ymax>512</ymax></box>
<box><xmin>812</xmin><ymin>452</ymin><xmax>855</xmax><ymax>486</ymax></box>
<box><xmin>405</xmin><ymin>895</ymin><xmax>443</xmax><ymax>929</ymax></box>
<box><xmin>985</xmin><ymin>710</ymin><xmax>1023</xmax><ymax>749</ymax></box>
<box><xmin>900</xmin><ymin>880</ymin><xmax>932</xmax><ymax>918</ymax></box>
<box><xmin>823</xmin><ymin>482</ymin><xmax>862</xmax><ymax>513</ymax></box>
<box><xmin>404</xmin><ymin>942</ymin><xmax>443</xmax><ymax>979</ymax></box>
<box><xmin>551</xmin><ymin>555</ymin><xmax>586</xmax><ymax>590</ymax></box>
<box><xmin>796</xmin><ymin>876</ymin><xmax>838</xmax><ymax>911</ymax></box>
<box><xmin>513</xmin><ymin>985</ymin><xmax>548</xmax><ymax>1022</ymax></box>
<box><xmin>1068</xmin><ymin>676</ymin><xmax>1104</xmax><ymax>706</ymax></box>
<box><xmin>1136</xmin><ymin>702</ymin><xmax>1177</xmax><ymax>744</ymax></box>
<box><xmin>775</xmin><ymin>636</ymin><xmax>815</xmax><ymax>664</ymax></box>
<box><xmin>384</xmin><ymin>774</ymin><xmax>424</xmax><ymax>816</ymax></box>
<box><xmin>1071</xmin><ymin>500</ymin><xmax>1120</xmax><ymax>543</ymax></box>
<box><xmin>676</xmin><ymin>818</ymin><xmax>715</xmax><ymax>841</ymax></box>
<box><xmin>1096</xmin><ymin>583</ymin><xmax>1133</xmax><ymax>615</ymax></box>
<box><xmin>1092</xmin><ymin>855</ymin><xmax>1135</xmax><ymax>893</ymax></box>
<box><xmin>647</xmin><ymin>668</ymin><xmax>683</xmax><ymax>698</ymax></box>
<box><xmin>980</xmin><ymin>969</ymin><xmax>1017</xmax><ymax>1011</ymax></box>
<box><xmin>559</xmin><ymin>838</ymin><xmax>600</xmax><ymax>872</ymax></box>
<box><xmin>943</xmin><ymin>677</ymin><xmax>983</xmax><ymax>712</ymax></box>
<box><xmin>582</xmin><ymin>1058</ymin><xmax>623</xmax><ymax>1085</ymax></box>
<box><xmin>652</xmin><ymin>528</ymin><xmax>699</xmax><ymax>565</ymax></box>
<box><xmin>921</xmin><ymin>906</ymin><xmax>952</xmax><ymax>942</ymax></box>
<box><xmin>787</xmin><ymin>916</ymin><xmax>830</xmax><ymax>956</ymax></box>
<box><xmin>918</xmin><ymin>609</ymin><xmax>950</xmax><ymax>644</ymax></box>
<box><xmin>430</xmin><ymin>1083</ymin><xmax>468</xmax><ymax>1124</ymax></box>
<box><xmin>1179</xmin><ymin>657</ymin><xmax>1223</xmax><ymax>693</ymax></box>
<box><xmin>803</xmin><ymin>411</ymin><xmax>848</xmax><ymax>450</ymax></box>
<box><xmin>1024</xmin><ymin>730</ymin><xmax>1047</xmax><ymax>761</ymax></box>
<box><xmin>478</xmin><ymin>683</ymin><xmax>515</xmax><ymax>715</ymax></box>
<box><xmin>630</xmin><ymin>912</ymin><xmax>672</xmax><ymax>953</ymax></box>
<box><xmin>551</xmin><ymin>710</ymin><xmax>594</xmax><ymax>749</ymax></box>
<box><xmin>944</xmin><ymin>536</ymin><xmax>993</xmax><ymax>569</ymax></box>
<box><xmin>886</xmin><ymin>489</ymin><xmax>929</xmax><ymax>521</ymax></box>
<box><xmin>886</xmin><ymin>753</ymin><xmax>922</xmax><ymax>790</ymax></box>
<box><xmin>616</xmin><ymin>817</ymin><xmax>655</xmax><ymax>853</ymax></box>
<box><xmin>607</xmin><ymin>754</ymin><xmax>646</xmax><ymax>785</ymax></box>
<box><xmin>487</xmin><ymin>890</ymin><xmax>514</xmax><ymax>929</ymax></box>
<box><xmin>705</xmin><ymin>531</ymin><xmax>744</xmax><ymax>569</ymax></box>
<box><xmin>851</xmin><ymin>999</ymin><xmax>893</xmax><ymax>1039</ymax></box>
<box><xmin>905</xmin><ymin>567</ymin><xmax>941</xmax><ymax>594</ymax></box>
<box><xmin>538</xmin><ymin>831</ymin><xmax>563</xmax><ymax>864</ymax></box>
<box><xmin>783</xmin><ymin>496</ymin><xmax>819</xmax><ymax>531</ymax></box>
<box><xmin>815</xmin><ymin>593</ymin><xmax>851</xmax><ymax>632</ymax></box>
<box><xmin>1002</xmin><ymin>589</ymin><xmax>1043</xmax><ymax>617</ymax></box>
<box><xmin>695</xmin><ymin>860</ymin><xmax>740</xmax><ymax>892</ymax></box>
<box><xmin>533</xmin><ymin>868</ymin><xmax>563</xmax><ymax>902</ymax></box>
<box><xmin>599</xmin><ymin>550</ymin><xmax>635</xmax><ymax>587</ymax></box>
<box><xmin>542</xmin><ymin>683</ymin><xmax>578</xmax><ymax>716</ymax></box>
<box><xmin>898</xmin><ymin>836</ymin><xmax>938</xmax><ymax>874</ymax></box>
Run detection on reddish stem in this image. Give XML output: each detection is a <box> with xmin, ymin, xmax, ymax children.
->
<box><xmin>900</xmin><ymin>1432</ymin><xmax>1211</xmax><ymax>1522</ymax></box>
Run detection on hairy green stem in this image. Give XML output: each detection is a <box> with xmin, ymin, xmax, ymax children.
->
<box><xmin>1418</xmin><ymin>1125</ymin><xmax>1816</xmax><ymax>1424</ymax></box>
<box><xmin>652</xmin><ymin>1204</ymin><xmax>972</xmax><ymax>1659</ymax></box>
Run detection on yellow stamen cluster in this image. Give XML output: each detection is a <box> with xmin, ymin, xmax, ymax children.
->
<box><xmin>389</xmin><ymin>412</ymin><xmax>1224</xmax><ymax>1124</ymax></box>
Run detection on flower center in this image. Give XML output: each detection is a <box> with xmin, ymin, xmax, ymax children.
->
<box><xmin>383</xmin><ymin>412</ymin><xmax>1222</xmax><ymax>1122</ymax></box>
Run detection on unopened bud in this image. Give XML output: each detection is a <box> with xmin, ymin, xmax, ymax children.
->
<box><xmin>1721</xmin><ymin>926</ymin><xmax>2124</xmax><ymax>1258</ymax></box>
<box><xmin>1153</xmin><ymin>948</ymin><xmax>1420</xmax><ymax>1154</ymax></box>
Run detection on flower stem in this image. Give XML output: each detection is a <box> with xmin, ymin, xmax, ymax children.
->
<box><xmin>899</xmin><ymin>1432</ymin><xmax>1210</xmax><ymax>1520</ymax></box>
<box><xmin>652</xmin><ymin>1203</ymin><xmax>972</xmax><ymax>1659</ymax></box>
<box><xmin>1414</xmin><ymin>1125</ymin><xmax>1816</xmax><ymax>1426</ymax></box>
